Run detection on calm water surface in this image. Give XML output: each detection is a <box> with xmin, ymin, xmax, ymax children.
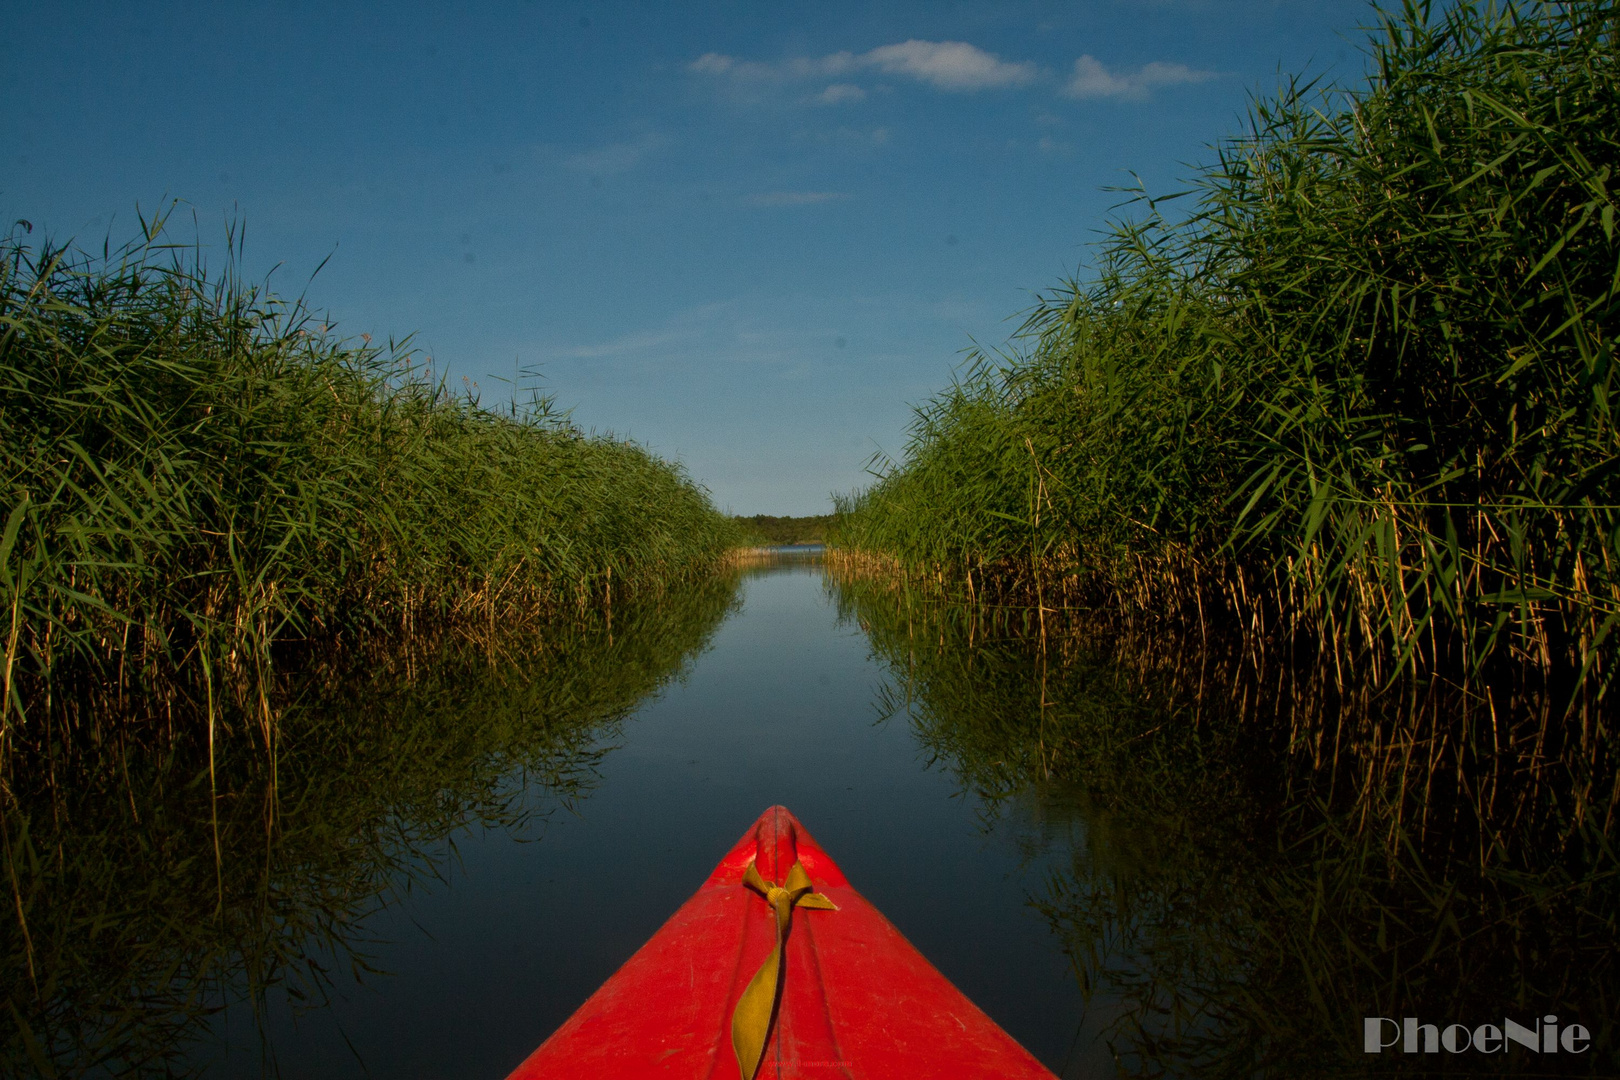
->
<box><xmin>199</xmin><ymin>559</ymin><xmax>1107</xmax><ymax>1078</ymax></box>
<box><xmin>13</xmin><ymin>556</ymin><xmax>1613</xmax><ymax>1078</ymax></box>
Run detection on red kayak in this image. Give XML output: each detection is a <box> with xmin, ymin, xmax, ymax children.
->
<box><xmin>508</xmin><ymin>806</ymin><xmax>1058</xmax><ymax>1079</ymax></box>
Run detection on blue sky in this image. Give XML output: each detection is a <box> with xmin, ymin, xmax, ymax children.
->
<box><xmin>5</xmin><ymin>0</ymin><xmax>1371</xmax><ymax>514</ymax></box>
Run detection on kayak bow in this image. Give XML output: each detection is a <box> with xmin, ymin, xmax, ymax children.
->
<box><xmin>507</xmin><ymin>805</ymin><xmax>1058</xmax><ymax>1079</ymax></box>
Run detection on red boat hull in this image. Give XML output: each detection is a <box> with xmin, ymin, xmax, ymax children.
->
<box><xmin>508</xmin><ymin>806</ymin><xmax>1058</xmax><ymax>1079</ymax></box>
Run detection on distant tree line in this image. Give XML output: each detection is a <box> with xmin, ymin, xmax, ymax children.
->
<box><xmin>734</xmin><ymin>514</ymin><xmax>833</xmax><ymax>545</ymax></box>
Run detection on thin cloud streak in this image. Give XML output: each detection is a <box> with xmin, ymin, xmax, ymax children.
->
<box><xmin>814</xmin><ymin>83</ymin><xmax>867</xmax><ymax>104</ymax></box>
<box><xmin>1062</xmin><ymin>55</ymin><xmax>1218</xmax><ymax>100</ymax></box>
<box><xmin>551</xmin><ymin>302</ymin><xmax>732</xmax><ymax>359</ymax></box>
<box><xmin>564</xmin><ymin>133</ymin><xmax>670</xmax><ymax>174</ymax></box>
<box><xmin>691</xmin><ymin>39</ymin><xmax>1036</xmax><ymax>93</ymax></box>
<box><xmin>692</xmin><ymin>40</ymin><xmax>1214</xmax><ymax>104</ymax></box>
<box><xmin>559</xmin><ymin>327</ymin><xmax>692</xmax><ymax>359</ymax></box>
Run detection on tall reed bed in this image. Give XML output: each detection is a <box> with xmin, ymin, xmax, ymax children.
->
<box><xmin>832</xmin><ymin>0</ymin><xmax>1620</xmax><ymax>690</ymax></box>
<box><xmin>0</xmin><ymin>212</ymin><xmax>739</xmax><ymax>754</ymax></box>
<box><xmin>829</xmin><ymin>570</ymin><xmax>1618</xmax><ymax>1074</ymax></box>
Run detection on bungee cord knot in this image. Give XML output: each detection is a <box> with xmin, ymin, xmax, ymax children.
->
<box><xmin>731</xmin><ymin>859</ymin><xmax>837</xmax><ymax>1079</ymax></box>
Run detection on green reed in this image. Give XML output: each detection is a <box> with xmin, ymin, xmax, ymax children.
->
<box><xmin>0</xmin><ymin>211</ymin><xmax>741</xmax><ymax>757</ymax></box>
<box><xmin>830</xmin><ymin>570</ymin><xmax>1619</xmax><ymax>1076</ymax></box>
<box><xmin>0</xmin><ymin>572</ymin><xmax>740</xmax><ymax>1077</ymax></box>
<box><xmin>831</xmin><ymin>0</ymin><xmax>1620</xmax><ymax>690</ymax></box>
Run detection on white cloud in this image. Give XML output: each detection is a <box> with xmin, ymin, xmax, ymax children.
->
<box><xmin>689</xmin><ymin>53</ymin><xmax>736</xmax><ymax>76</ymax></box>
<box><xmin>1062</xmin><ymin>55</ymin><xmax>1216</xmax><ymax>100</ymax></box>
<box><xmin>746</xmin><ymin>191</ymin><xmax>850</xmax><ymax>207</ymax></box>
<box><xmin>564</xmin><ymin>133</ymin><xmax>669</xmax><ymax>174</ymax></box>
<box><xmin>861</xmin><ymin>40</ymin><xmax>1037</xmax><ymax>91</ymax></box>
<box><xmin>689</xmin><ymin>52</ymin><xmax>795</xmax><ymax>80</ymax></box>
<box><xmin>690</xmin><ymin>40</ymin><xmax>1036</xmax><ymax>95</ymax></box>
<box><xmin>814</xmin><ymin>83</ymin><xmax>867</xmax><ymax>105</ymax></box>
<box><xmin>692</xmin><ymin>41</ymin><xmax>1214</xmax><ymax>104</ymax></box>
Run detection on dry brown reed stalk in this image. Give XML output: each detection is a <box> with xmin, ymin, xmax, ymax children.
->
<box><xmin>824</xmin><ymin>554</ymin><xmax>1617</xmax><ymax>856</ymax></box>
<box><xmin>830</xmin><ymin>565</ymin><xmax>1619</xmax><ymax>1074</ymax></box>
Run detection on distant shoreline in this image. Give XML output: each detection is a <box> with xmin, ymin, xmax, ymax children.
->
<box><xmin>732</xmin><ymin>514</ymin><xmax>833</xmax><ymax>546</ymax></box>
<box><xmin>733</xmin><ymin>543</ymin><xmax>826</xmax><ymax>560</ymax></box>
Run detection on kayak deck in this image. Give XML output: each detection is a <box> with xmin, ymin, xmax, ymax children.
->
<box><xmin>507</xmin><ymin>805</ymin><xmax>1058</xmax><ymax>1079</ymax></box>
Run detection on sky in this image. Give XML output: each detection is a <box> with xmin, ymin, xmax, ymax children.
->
<box><xmin>4</xmin><ymin>0</ymin><xmax>1374</xmax><ymax>515</ymax></box>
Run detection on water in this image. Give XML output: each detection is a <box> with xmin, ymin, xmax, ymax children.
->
<box><xmin>197</xmin><ymin>560</ymin><xmax>1104</xmax><ymax>1078</ymax></box>
<box><xmin>7</xmin><ymin>557</ymin><xmax>1615</xmax><ymax>1077</ymax></box>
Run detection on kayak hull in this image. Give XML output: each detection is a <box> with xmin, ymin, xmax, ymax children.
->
<box><xmin>508</xmin><ymin>806</ymin><xmax>1058</xmax><ymax>1080</ymax></box>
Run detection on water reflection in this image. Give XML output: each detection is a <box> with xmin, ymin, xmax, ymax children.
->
<box><xmin>8</xmin><ymin>560</ymin><xmax>1615</xmax><ymax>1078</ymax></box>
<box><xmin>0</xmin><ymin>575</ymin><xmax>739</xmax><ymax>1078</ymax></box>
<box><xmin>832</xmin><ymin>571</ymin><xmax>1619</xmax><ymax>1077</ymax></box>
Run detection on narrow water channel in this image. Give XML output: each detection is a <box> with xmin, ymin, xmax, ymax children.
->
<box><xmin>11</xmin><ymin>555</ymin><xmax>1614</xmax><ymax>1078</ymax></box>
<box><xmin>196</xmin><ymin>556</ymin><xmax>1103</xmax><ymax>1078</ymax></box>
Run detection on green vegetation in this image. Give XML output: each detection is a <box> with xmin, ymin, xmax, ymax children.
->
<box><xmin>0</xmin><ymin>212</ymin><xmax>741</xmax><ymax>756</ymax></box>
<box><xmin>832</xmin><ymin>571</ymin><xmax>1619</xmax><ymax>1076</ymax></box>
<box><xmin>732</xmin><ymin>514</ymin><xmax>833</xmax><ymax>546</ymax></box>
<box><xmin>831</xmin><ymin>1</ymin><xmax>1620</xmax><ymax>687</ymax></box>
<box><xmin>0</xmin><ymin>573</ymin><xmax>740</xmax><ymax>1077</ymax></box>
<box><xmin>830</xmin><ymin>11</ymin><xmax>1620</xmax><ymax>1065</ymax></box>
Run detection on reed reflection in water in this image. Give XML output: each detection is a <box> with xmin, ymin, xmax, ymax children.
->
<box><xmin>832</xmin><ymin>570</ymin><xmax>1618</xmax><ymax>1078</ymax></box>
<box><xmin>6</xmin><ymin>554</ymin><xmax>1615</xmax><ymax>1078</ymax></box>
<box><xmin>0</xmin><ymin>575</ymin><xmax>740</xmax><ymax>1078</ymax></box>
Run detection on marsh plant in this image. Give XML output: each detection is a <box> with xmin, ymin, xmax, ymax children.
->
<box><xmin>830</xmin><ymin>9</ymin><xmax>1620</xmax><ymax>980</ymax></box>
<box><xmin>0</xmin><ymin>211</ymin><xmax>741</xmax><ymax>764</ymax></box>
<box><xmin>831</xmin><ymin>569</ymin><xmax>1618</xmax><ymax>1077</ymax></box>
<box><xmin>0</xmin><ymin>573</ymin><xmax>740</xmax><ymax>1077</ymax></box>
<box><xmin>832</xmin><ymin>0</ymin><xmax>1620</xmax><ymax>692</ymax></box>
